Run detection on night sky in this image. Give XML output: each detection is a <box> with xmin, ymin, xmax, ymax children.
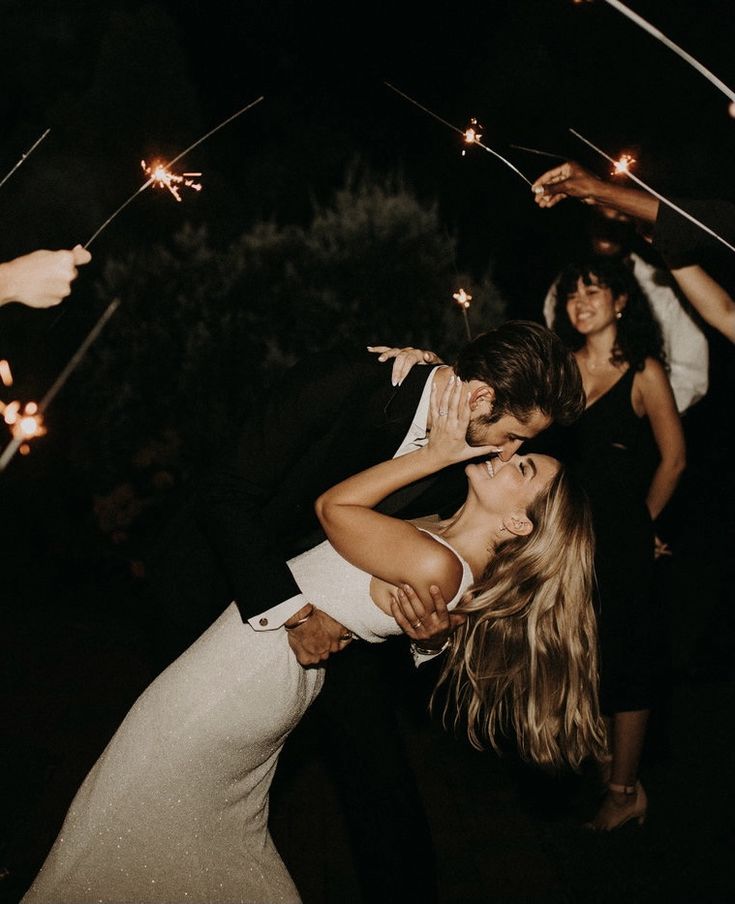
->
<box><xmin>2</xmin><ymin>0</ymin><xmax>734</xmax><ymax>290</ymax></box>
<box><xmin>1</xmin><ymin>0</ymin><xmax>734</xmax><ymax>470</ymax></box>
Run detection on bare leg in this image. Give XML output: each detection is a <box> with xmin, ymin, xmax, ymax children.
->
<box><xmin>587</xmin><ymin>709</ymin><xmax>649</xmax><ymax>830</ymax></box>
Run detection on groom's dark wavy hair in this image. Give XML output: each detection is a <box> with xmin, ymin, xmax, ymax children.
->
<box><xmin>454</xmin><ymin>320</ymin><xmax>584</xmax><ymax>427</ymax></box>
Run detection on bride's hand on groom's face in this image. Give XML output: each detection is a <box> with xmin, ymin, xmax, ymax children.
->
<box><xmin>286</xmin><ymin>607</ymin><xmax>353</xmax><ymax>667</ymax></box>
<box><xmin>427</xmin><ymin>376</ymin><xmax>495</xmax><ymax>466</ymax></box>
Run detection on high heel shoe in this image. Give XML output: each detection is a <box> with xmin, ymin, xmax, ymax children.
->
<box><xmin>584</xmin><ymin>781</ymin><xmax>648</xmax><ymax>831</ymax></box>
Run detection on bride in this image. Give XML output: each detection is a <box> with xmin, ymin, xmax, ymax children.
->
<box><xmin>23</xmin><ymin>376</ymin><xmax>604</xmax><ymax>904</ymax></box>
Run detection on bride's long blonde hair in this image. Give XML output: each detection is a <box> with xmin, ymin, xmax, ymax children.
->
<box><xmin>435</xmin><ymin>466</ymin><xmax>606</xmax><ymax>769</ymax></box>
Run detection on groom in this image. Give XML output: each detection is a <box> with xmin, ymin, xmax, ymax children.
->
<box><xmin>150</xmin><ymin>320</ymin><xmax>583</xmax><ymax>902</ymax></box>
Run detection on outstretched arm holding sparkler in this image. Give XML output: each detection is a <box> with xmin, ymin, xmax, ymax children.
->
<box><xmin>0</xmin><ymin>245</ymin><xmax>91</xmax><ymax>309</ymax></box>
<box><xmin>532</xmin><ymin>160</ymin><xmax>735</xmax><ymax>343</ymax></box>
<box><xmin>531</xmin><ymin>160</ymin><xmax>658</xmax><ymax>221</ymax></box>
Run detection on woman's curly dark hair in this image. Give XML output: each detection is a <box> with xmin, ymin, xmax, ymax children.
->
<box><xmin>551</xmin><ymin>256</ymin><xmax>667</xmax><ymax>372</ymax></box>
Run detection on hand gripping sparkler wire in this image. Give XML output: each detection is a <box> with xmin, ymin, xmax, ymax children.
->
<box><xmin>570</xmin><ymin>128</ymin><xmax>735</xmax><ymax>256</ymax></box>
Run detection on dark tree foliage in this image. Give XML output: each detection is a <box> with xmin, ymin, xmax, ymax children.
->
<box><xmin>63</xmin><ymin>170</ymin><xmax>504</xmax><ymax>544</ymax></box>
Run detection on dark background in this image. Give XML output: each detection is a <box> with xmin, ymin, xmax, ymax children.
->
<box><xmin>1</xmin><ymin>1</ymin><xmax>734</xmax><ymax>901</ymax></box>
<box><xmin>2</xmin><ymin>0</ymin><xmax>734</xmax><ymax>295</ymax></box>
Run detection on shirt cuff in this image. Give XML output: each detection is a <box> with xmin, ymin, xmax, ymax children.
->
<box><xmin>247</xmin><ymin>593</ymin><xmax>308</xmax><ymax>631</ymax></box>
<box><xmin>410</xmin><ymin>638</ymin><xmax>450</xmax><ymax>667</ymax></box>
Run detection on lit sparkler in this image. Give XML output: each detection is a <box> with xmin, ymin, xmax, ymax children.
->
<box><xmin>611</xmin><ymin>153</ymin><xmax>636</xmax><ymax>175</ymax></box>
<box><xmin>0</xmin><ymin>129</ymin><xmax>50</xmax><ymax>192</ymax></box>
<box><xmin>384</xmin><ymin>82</ymin><xmax>533</xmax><ymax>187</ymax></box>
<box><xmin>3</xmin><ymin>400</ymin><xmax>46</xmax><ymax>442</ymax></box>
<box><xmin>141</xmin><ymin>160</ymin><xmax>202</xmax><ymax>202</ymax></box>
<box><xmin>0</xmin><ymin>299</ymin><xmax>120</xmax><ymax>472</ymax></box>
<box><xmin>84</xmin><ymin>95</ymin><xmax>264</xmax><ymax>249</ymax></box>
<box><xmin>583</xmin><ymin>0</ymin><xmax>735</xmax><ymax>114</ymax></box>
<box><xmin>570</xmin><ymin>128</ymin><xmax>735</xmax><ymax>255</ymax></box>
<box><xmin>453</xmin><ymin>288</ymin><xmax>473</xmax><ymax>340</ymax></box>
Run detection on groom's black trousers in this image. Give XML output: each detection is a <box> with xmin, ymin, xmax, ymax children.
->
<box><xmin>305</xmin><ymin>637</ymin><xmax>438</xmax><ymax>904</ymax></box>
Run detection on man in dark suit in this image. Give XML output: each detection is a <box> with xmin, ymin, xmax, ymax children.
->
<box><xmin>150</xmin><ymin>320</ymin><xmax>584</xmax><ymax>903</ymax></box>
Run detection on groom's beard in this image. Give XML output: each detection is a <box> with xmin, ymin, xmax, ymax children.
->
<box><xmin>465</xmin><ymin>414</ymin><xmax>496</xmax><ymax>448</ymax></box>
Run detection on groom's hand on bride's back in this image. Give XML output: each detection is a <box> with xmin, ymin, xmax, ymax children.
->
<box><xmin>285</xmin><ymin>606</ymin><xmax>352</xmax><ymax>666</ymax></box>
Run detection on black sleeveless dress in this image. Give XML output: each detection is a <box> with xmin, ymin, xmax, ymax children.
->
<box><xmin>536</xmin><ymin>366</ymin><xmax>661</xmax><ymax>714</ymax></box>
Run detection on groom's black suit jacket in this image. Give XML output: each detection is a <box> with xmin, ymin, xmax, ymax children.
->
<box><xmin>192</xmin><ymin>347</ymin><xmax>467</xmax><ymax>624</ymax></box>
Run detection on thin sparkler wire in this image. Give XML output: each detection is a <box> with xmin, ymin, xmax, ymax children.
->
<box><xmin>0</xmin><ymin>129</ymin><xmax>51</xmax><ymax>191</ymax></box>
<box><xmin>509</xmin><ymin>144</ymin><xmax>566</xmax><ymax>160</ymax></box>
<box><xmin>384</xmin><ymin>82</ymin><xmax>465</xmax><ymax>136</ymax></box>
<box><xmin>473</xmin><ymin>141</ymin><xmax>532</xmax><ymax>186</ymax></box>
<box><xmin>569</xmin><ymin>128</ymin><xmax>735</xmax><ymax>256</ymax></box>
<box><xmin>384</xmin><ymin>82</ymin><xmax>532</xmax><ymax>186</ymax></box>
<box><xmin>0</xmin><ymin>299</ymin><xmax>121</xmax><ymax>473</ymax></box>
<box><xmin>601</xmin><ymin>0</ymin><xmax>735</xmax><ymax>106</ymax></box>
<box><xmin>38</xmin><ymin>299</ymin><xmax>120</xmax><ymax>413</ymax></box>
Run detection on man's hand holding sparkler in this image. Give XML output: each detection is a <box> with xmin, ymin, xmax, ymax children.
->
<box><xmin>532</xmin><ymin>160</ymin><xmax>611</xmax><ymax>208</ymax></box>
<box><xmin>532</xmin><ymin>160</ymin><xmax>660</xmax><ymax>223</ymax></box>
<box><xmin>0</xmin><ymin>245</ymin><xmax>92</xmax><ymax>309</ymax></box>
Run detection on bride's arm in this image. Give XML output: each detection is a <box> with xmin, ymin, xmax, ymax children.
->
<box><xmin>316</xmin><ymin>377</ymin><xmax>489</xmax><ymax>602</ymax></box>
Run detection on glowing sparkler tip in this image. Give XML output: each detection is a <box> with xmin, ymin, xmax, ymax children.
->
<box><xmin>611</xmin><ymin>153</ymin><xmax>636</xmax><ymax>176</ymax></box>
<box><xmin>453</xmin><ymin>288</ymin><xmax>473</xmax><ymax>309</ymax></box>
<box><xmin>463</xmin><ymin>118</ymin><xmax>483</xmax><ymax>146</ymax></box>
<box><xmin>141</xmin><ymin>159</ymin><xmax>203</xmax><ymax>202</ymax></box>
<box><xmin>4</xmin><ymin>400</ymin><xmax>45</xmax><ymax>442</ymax></box>
<box><xmin>18</xmin><ymin>416</ymin><xmax>40</xmax><ymax>438</ymax></box>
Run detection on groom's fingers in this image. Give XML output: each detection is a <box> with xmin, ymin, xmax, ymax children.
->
<box><xmin>286</xmin><ymin>609</ymin><xmax>350</xmax><ymax>666</ymax></box>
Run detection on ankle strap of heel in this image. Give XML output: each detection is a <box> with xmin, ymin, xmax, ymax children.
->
<box><xmin>608</xmin><ymin>782</ymin><xmax>637</xmax><ymax>795</ymax></box>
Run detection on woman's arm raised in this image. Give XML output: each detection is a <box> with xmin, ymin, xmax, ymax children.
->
<box><xmin>316</xmin><ymin>376</ymin><xmax>491</xmax><ymax>602</ymax></box>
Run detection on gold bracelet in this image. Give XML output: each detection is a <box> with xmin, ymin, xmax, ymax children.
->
<box><xmin>284</xmin><ymin>604</ymin><xmax>315</xmax><ymax>630</ymax></box>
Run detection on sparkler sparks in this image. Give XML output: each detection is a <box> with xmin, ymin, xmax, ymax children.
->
<box><xmin>570</xmin><ymin>128</ymin><xmax>735</xmax><ymax>256</ymax></box>
<box><xmin>84</xmin><ymin>95</ymin><xmax>264</xmax><ymax>249</ymax></box>
<box><xmin>0</xmin><ymin>129</ymin><xmax>50</xmax><ymax>192</ymax></box>
<box><xmin>141</xmin><ymin>160</ymin><xmax>202</xmax><ymax>202</ymax></box>
<box><xmin>611</xmin><ymin>153</ymin><xmax>636</xmax><ymax>175</ymax></box>
<box><xmin>453</xmin><ymin>288</ymin><xmax>473</xmax><ymax>340</ymax></box>
<box><xmin>0</xmin><ymin>299</ymin><xmax>121</xmax><ymax>472</ymax></box>
<box><xmin>453</xmin><ymin>288</ymin><xmax>472</xmax><ymax>309</ymax></box>
<box><xmin>384</xmin><ymin>82</ymin><xmax>533</xmax><ymax>187</ymax></box>
<box><xmin>586</xmin><ymin>0</ymin><xmax>735</xmax><ymax>114</ymax></box>
<box><xmin>462</xmin><ymin>119</ymin><xmax>483</xmax><ymax>152</ymax></box>
<box><xmin>4</xmin><ymin>401</ymin><xmax>46</xmax><ymax>442</ymax></box>
<box><xmin>0</xmin><ymin>359</ymin><xmax>13</xmax><ymax>388</ymax></box>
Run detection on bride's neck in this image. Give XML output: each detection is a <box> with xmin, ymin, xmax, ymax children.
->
<box><xmin>430</xmin><ymin>503</ymin><xmax>500</xmax><ymax>579</ymax></box>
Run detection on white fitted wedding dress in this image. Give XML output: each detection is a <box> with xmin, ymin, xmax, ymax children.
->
<box><xmin>22</xmin><ymin>532</ymin><xmax>473</xmax><ymax>904</ymax></box>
